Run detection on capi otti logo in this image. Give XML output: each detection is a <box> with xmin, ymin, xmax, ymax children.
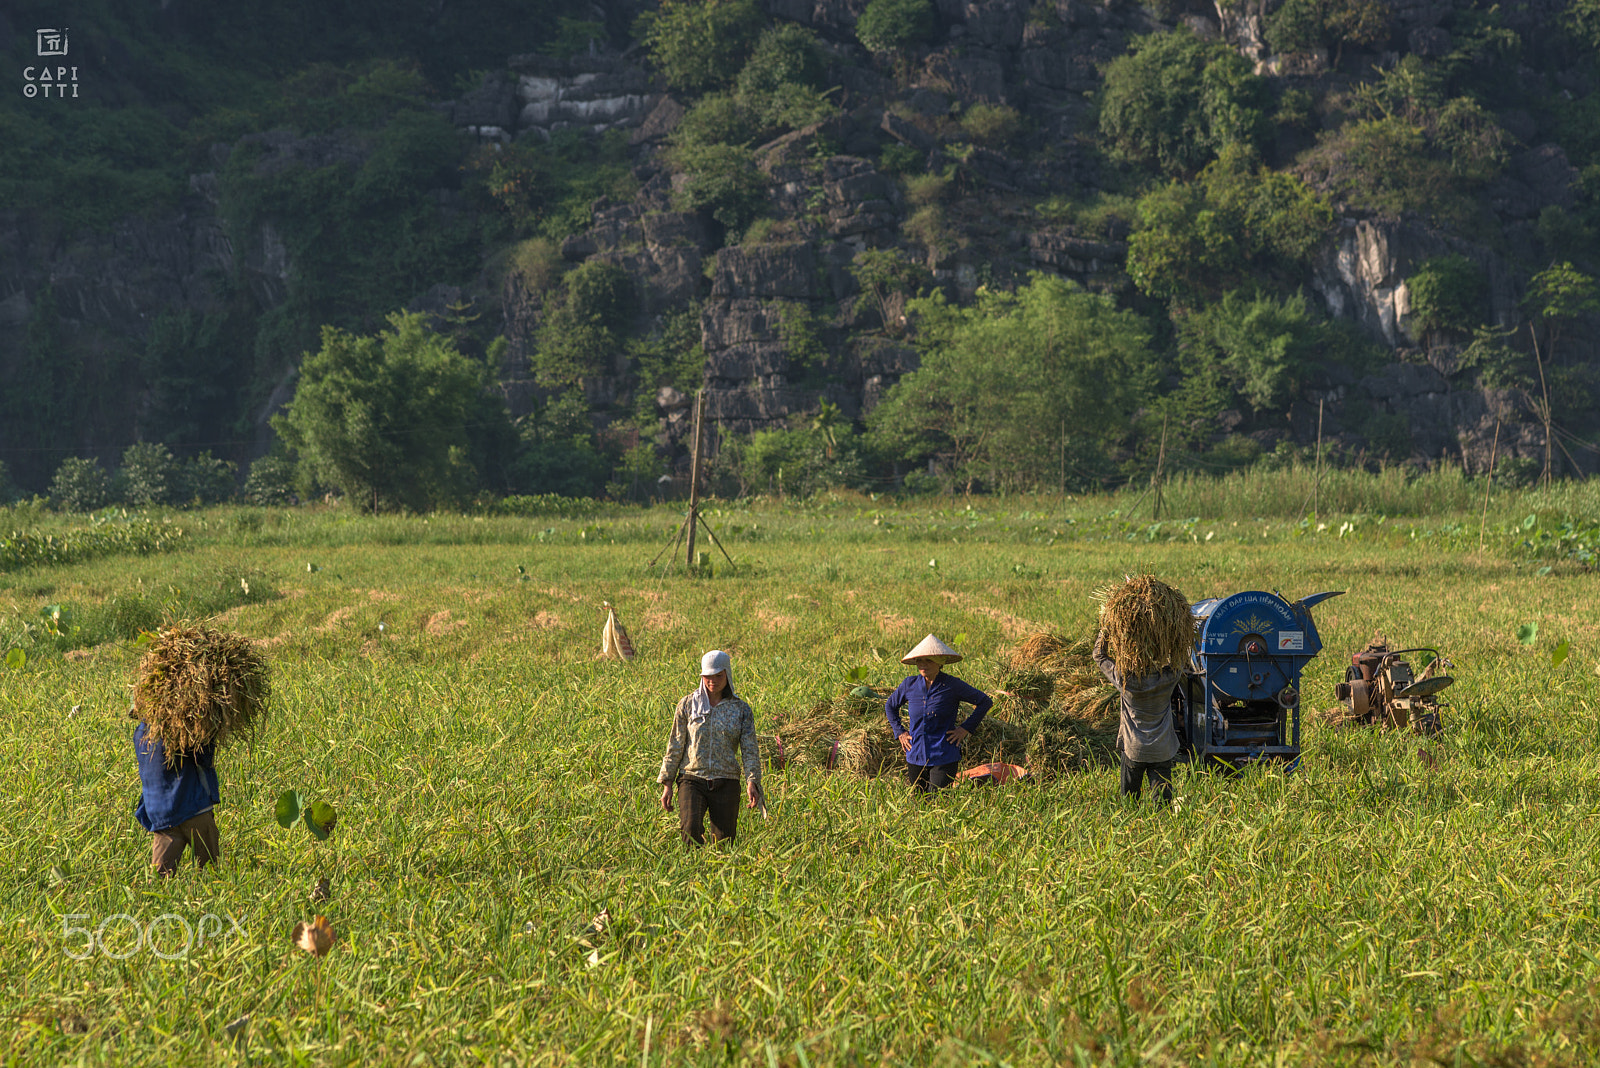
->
<box><xmin>24</xmin><ymin>28</ymin><xmax>79</xmax><ymax>99</ymax></box>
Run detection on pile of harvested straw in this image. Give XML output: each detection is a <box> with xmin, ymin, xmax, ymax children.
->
<box><xmin>996</xmin><ymin>667</ymin><xmax>1055</xmax><ymax>704</ymax></box>
<box><xmin>1003</xmin><ymin>629</ymin><xmax>1124</xmax><ymax>775</ymax></box>
<box><xmin>837</xmin><ymin>726</ymin><xmax>898</xmax><ymax>777</ymax></box>
<box><xmin>1095</xmin><ymin>575</ymin><xmax>1195</xmax><ymax>678</ymax></box>
<box><xmin>133</xmin><ymin>621</ymin><xmax>270</xmax><ymax>761</ymax></box>
<box><xmin>965</xmin><ymin>716</ymin><xmax>1030</xmax><ymax>765</ymax></box>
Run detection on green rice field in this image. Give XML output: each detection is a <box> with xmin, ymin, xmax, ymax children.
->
<box><xmin>2</xmin><ymin>480</ymin><xmax>1598</xmax><ymax>1065</ymax></box>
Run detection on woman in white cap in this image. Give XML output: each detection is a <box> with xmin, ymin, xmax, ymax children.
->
<box><xmin>884</xmin><ymin>634</ymin><xmax>993</xmax><ymax>792</ymax></box>
<box><xmin>657</xmin><ymin>650</ymin><xmax>762</xmax><ymax>845</ymax></box>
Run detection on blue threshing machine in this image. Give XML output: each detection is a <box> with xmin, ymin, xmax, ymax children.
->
<box><xmin>1175</xmin><ymin>590</ymin><xmax>1343</xmax><ymax>773</ymax></box>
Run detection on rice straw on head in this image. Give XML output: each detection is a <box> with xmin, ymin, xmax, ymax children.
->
<box><xmin>133</xmin><ymin>619</ymin><xmax>271</xmax><ymax>764</ymax></box>
<box><xmin>1095</xmin><ymin>575</ymin><xmax>1195</xmax><ymax>678</ymax></box>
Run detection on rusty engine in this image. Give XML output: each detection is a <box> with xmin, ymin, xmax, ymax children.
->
<box><xmin>1333</xmin><ymin>637</ymin><xmax>1453</xmax><ymax>734</ymax></box>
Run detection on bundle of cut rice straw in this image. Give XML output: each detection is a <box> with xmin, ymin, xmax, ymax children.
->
<box><xmin>1095</xmin><ymin>575</ymin><xmax>1195</xmax><ymax>678</ymax></box>
<box><xmin>133</xmin><ymin>620</ymin><xmax>270</xmax><ymax>763</ymax></box>
<box><xmin>1001</xmin><ymin>630</ymin><xmax>1122</xmax><ymax>776</ymax></box>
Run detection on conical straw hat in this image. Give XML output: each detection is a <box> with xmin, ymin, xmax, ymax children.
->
<box><xmin>901</xmin><ymin>633</ymin><xmax>962</xmax><ymax>665</ymax></box>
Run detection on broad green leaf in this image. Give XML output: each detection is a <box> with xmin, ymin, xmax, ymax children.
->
<box><xmin>304</xmin><ymin>802</ymin><xmax>338</xmax><ymax>840</ymax></box>
<box><xmin>275</xmin><ymin>790</ymin><xmax>304</xmax><ymax>829</ymax></box>
<box><xmin>1552</xmin><ymin>640</ymin><xmax>1571</xmax><ymax>669</ymax></box>
<box><xmin>4</xmin><ymin>648</ymin><xmax>24</xmax><ymax>671</ymax></box>
<box><xmin>133</xmin><ymin>630</ymin><xmax>157</xmax><ymax>647</ymax></box>
<box><xmin>1523</xmin><ymin>514</ymin><xmax>1538</xmax><ymax>531</ymax></box>
<box><xmin>1516</xmin><ymin>622</ymin><xmax>1539</xmax><ymax>647</ymax></box>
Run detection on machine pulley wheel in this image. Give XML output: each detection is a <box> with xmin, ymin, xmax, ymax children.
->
<box><xmin>1346</xmin><ymin>679</ymin><xmax>1372</xmax><ymax>717</ymax></box>
<box><xmin>1397</xmin><ymin>675</ymin><xmax>1454</xmax><ymax>698</ymax></box>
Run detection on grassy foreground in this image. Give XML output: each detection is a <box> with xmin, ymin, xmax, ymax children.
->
<box><xmin>2</xmin><ymin>495</ymin><xmax>1599</xmax><ymax>1066</ymax></box>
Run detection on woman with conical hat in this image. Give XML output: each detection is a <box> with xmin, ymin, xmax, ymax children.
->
<box><xmin>884</xmin><ymin>634</ymin><xmax>993</xmax><ymax>793</ymax></box>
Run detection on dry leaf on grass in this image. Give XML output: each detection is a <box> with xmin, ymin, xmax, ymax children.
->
<box><xmin>291</xmin><ymin>915</ymin><xmax>337</xmax><ymax>956</ymax></box>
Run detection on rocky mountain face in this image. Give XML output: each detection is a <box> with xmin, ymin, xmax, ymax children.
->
<box><xmin>469</xmin><ymin>1</ymin><xmax>1596</xmax><ymax>477</ymax></box>
<box><xmin>1</xmin><ymin>0</ymin><xmax>1594</xmax><ymax>491</ymax></box>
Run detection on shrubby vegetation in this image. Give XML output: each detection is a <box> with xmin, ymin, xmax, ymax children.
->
<box><xmin>274</xmin><ymin>312</ymin><xmax>512</xmax><ymax>513</ymax></box>
<box><xmin>0</xmin><ymin>517</ymin><xmax>187</xmax><ymax>574</ymax></box>
<box><xmin>1127</xmin><ymin>147</ymin><xmax>1334</xmax><ymax>304</ymax></box>
<box><xmin>868</xmin><ymin>275</ymin><xmax>1157</xmax><ymax>492</ymax></box>
<box><xmin>1099</xmin><ymin>31</ymin><xmax>1273</xmax><ymax>177</ymax></box>
<box><xmin>1298</xmin><ymin>57</ymin><xmax>1512</xmax><ymax>223</ymax></box>
<box><xmin>3</xmin><ymin>0</ymin><xmax>1596</xmax><ymax>508</ymax></box>
<box><xmin>634</xmin><ymin>0</ymin><xmax>766</xmax><ymax>93</ymax></box>
<box><xmin>855</xmin><ymin>0</ymin><xmax>938</xmax><ymax>54</ymax></box>
<box><xmin>663</xmin><ymin>22</ymin><xmax>835</xmax><ymax>233</ymax></box>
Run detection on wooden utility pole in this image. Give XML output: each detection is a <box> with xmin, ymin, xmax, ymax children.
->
<box><xmin>1151</xmin><ymin>414</ymin><xmax>1168</xmax><ymax>521</ymax></box>
<box><xmin>1058</xmin><ymin>418</ymin><xmax>1065</xmax><ymax>499</ymax></box>
<box><xmin>1479</xmin><ymin>418</ymin><xmax>1500</xmax><ymax>553</ymax></box>
<box><xmin>685</xmin><ymin>390</ymin><xmax>705</xmax><ymax>568</ymax></box>
<box><xmin>1313</xmin><ymin>398</ymin><xmax>1325</xmax><ymax>516</ymax></box>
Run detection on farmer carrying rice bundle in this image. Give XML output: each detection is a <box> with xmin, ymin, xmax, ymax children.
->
<box><xmin>1094</xmin><ymin>575</ymin><xmax>1195</xmax><ymax>803</ymax></box>
<box><xmin>885</xmin><ymin>634</ymin><xmax>993</xmax><ymax>793</ymax></box>
<box><xmin>657</xmin><ymin>650</ymin><xmax>762</xmax><ymax>846</ymax></box>
<box><xmin>131</xmin><ymin>621</ymin><xmax>270</xmax><ymax>875</ymax></box>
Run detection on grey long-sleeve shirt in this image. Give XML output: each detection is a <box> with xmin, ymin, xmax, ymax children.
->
<box><xmin>657</xmin><ymin>693</ymin><xmax>762</xmax><ymax>785</ymax></box>
<box><xmin>1093</xmin><ymin>634</ymin><xmax>1180</xmax><ymax>763</ymax></box>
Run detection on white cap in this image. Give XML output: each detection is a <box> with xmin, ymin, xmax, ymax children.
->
<box><xmin>901</xmin><ymin>634</ymin><xmax>962</xmax><ymax>665</ymax></box>
<box><xmin>699</xmin><ymin>649</ymin><xmax>733</xmax><ymax>696</ymax></box>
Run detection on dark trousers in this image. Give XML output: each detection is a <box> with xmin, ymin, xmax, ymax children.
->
<box><xmin>906</xmin><ymin>761</ymin><xmax>961</xmax><ymax>793</ymax></box>
<box><xmin>1120</xmin><ymin>754</ymin><xmax>1174</xmax><ymax>802</ymax></box>
<box><xmin>678</xmin><ymin>777</ymin><xmax>740</xmax><ymax>846</ymax></box>
<box><xmin>150</xmin><ymin>809</ymin><xmax>220</xmax><ymax>875</ymax></box>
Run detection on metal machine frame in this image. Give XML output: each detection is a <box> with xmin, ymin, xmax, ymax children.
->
<box><xmin>1176</xmin><ymin>590</ymin><xmax>1343</xmax><ymax>773</ymax></box>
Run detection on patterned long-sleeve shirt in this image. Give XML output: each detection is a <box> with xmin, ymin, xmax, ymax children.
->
<box><xmin>657</xmin><ymin>693</ymin><xmax>761</xmax><ymax>785</ymax></box>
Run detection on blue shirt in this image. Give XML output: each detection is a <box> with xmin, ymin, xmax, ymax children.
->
<box><xmin>133</xmin><ymin>722</ymin><xmax>219</xmax><ymax>832</ymax></box>
<box><xmin>884</xmin><ymin>672</ymin><xmax>993</xmax><ymax>766</ymax></box>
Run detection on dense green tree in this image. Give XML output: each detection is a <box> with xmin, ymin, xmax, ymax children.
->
<box><xmin>1407</xmin><ymin>255</ymin><xmax>1487</xmax><ymax>345</ymax></box>
<box><xmin>670</xmin><ymin>142</ymin><xmax>771</xmax><ymax>232</ymax></box>
<box><xmin>243</xmin><ymin>452</ymin><xmax>299</xmax><ymax>505</ymax></box>
<box><xmin>868</xmin><ymin>274</ymin><xmax>1156</xmax><ymax>491</ymax></box>
<box><xmin>275</xmin><ymin>312</ymin><xmax>510</xmax><ymax>512</ymax></box>
<box><xmin>1099</xmin><ymin>31</ymin><xmax>1272</xmax><ymax>176</ymax></box>
<box><xmin>511</xmin><ymin>392</ymin><xmax>613</xmax><ymax>499</ymax></box>
<box><xmin>1127</xmin><ymin>147</ymin><xmax>1333</xmax><ymax>303</ymax></box>
<box><xmin>735</xmin><ymin>25</ymin><xmax>835</xmax><ymax>133</ymax></box>
<box><xmin>856</xmin><ymin>0</ymin><xmax>938</xmax><ymax>53</ymax></box>
<box><xmin>731</xmin><ymin>423</ymin><xmax>867</xmax><ymax>498</ymax></box>
<box><xmin>1178</xmin><ymin>290</ymin><xmax>1324</xmax><ymax>412</ymax></box>
<box><xmin>1525</xmin><ymin>261</ymin><xmax>1600</xmax><ymax>362</ymax></box>
<box><xmin>119</xmin><ymin>442</ymin><xmax>184</xmax><ymax>507</ymax></box>
<box><xmin>1300</xmin><ymin>58</ymin><xmax>1511</xmax><ymax>222</ymax></box>
<box><xmin>49</xmin><ymin>458</ymin><xmax>112</xmax><ymax>514</ymax></box>
<box><xmin>534</xmin><ymin>262</ymin><xmax>634</xmax><ymax>388</ymax></box>
<box><xmin>1266</xmin><ymin>0</ymin><xmax>1390</xmax><ymax>62</ymax></box>
<box><xmin>635</xmin><ymin>0</ymin><xmax>765</xmax><ymax>93</ymax></box>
